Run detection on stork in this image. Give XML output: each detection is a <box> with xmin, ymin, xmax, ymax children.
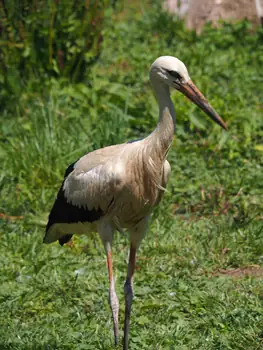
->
<box><xmin>43</xmin><ymin>56</ymin><xmax>227</xmax><ymax>349</ymax></box>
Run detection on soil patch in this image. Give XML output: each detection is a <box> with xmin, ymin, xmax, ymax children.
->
<box><xmin>213</xmin><ymin>265</ymin><xmax>263</xmax><ymax>278</ymax></box>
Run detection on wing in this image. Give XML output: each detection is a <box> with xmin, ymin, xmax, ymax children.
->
<box><xmin>64</xmin><ymin>160</ymin><xmax>125</xmax><ymax>212</ymax></box>
<box><xmin>43</xmin><ymin>162</ymin><xmax>103</xmax><ymax>245</ymax></box>
<box><xmin>44</xmin><ymin>154</ymin><xmax>126</xmax><ymax>245</ymax></box>
<box><xmin>63</xmin><ymin>142</ymin><xmax>128</xmax><ymax>212</ymax></box>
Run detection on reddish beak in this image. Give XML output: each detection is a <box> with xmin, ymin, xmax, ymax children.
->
<box><xmin>178</xmin><ymin>80</ymin><xmax>227</xmax><ymax>130</ymax></box>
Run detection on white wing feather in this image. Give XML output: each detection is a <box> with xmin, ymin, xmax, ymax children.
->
<box><xmin>63</xmin><ymin>161</ymin><xmax>125</xmax><ymax>212</ymax></box>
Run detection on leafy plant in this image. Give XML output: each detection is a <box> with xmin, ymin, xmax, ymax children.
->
<box><xmin>0</xmin><ymin>0</ymin><xmax>117</xmax><ymax>110</ymax></box>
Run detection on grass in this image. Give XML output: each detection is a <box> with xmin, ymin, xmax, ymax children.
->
<box><xmin>0</xmin><ymin>2</ymin><xmax>263</xmax><ymax>349</ymax></box>
<box><xmin>1</xmin><ymin>217</ymin><xmax>262</xmax><ymax>349</ymax></box>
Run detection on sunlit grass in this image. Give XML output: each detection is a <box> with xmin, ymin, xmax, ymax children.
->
<box><xmin>0</xmin><ymin>215</ymin><xmax>262</xmax><ymax>349</ymax></box>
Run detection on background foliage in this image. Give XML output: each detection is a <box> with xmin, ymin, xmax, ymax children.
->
<box><xmin>0</xmin><ymin>1</ymin><xmax>263</xmax><ymax>349</ymax></box>
<box><xmin>0</xmin><ymin>0</ymin><xmax>113</xmax><ymax>109</ymax></box>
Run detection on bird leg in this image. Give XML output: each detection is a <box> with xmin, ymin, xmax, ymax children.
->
<box><xmin>123</xmin><ymin>245</ymin><xmax>136</xmax><ymax>350</ymax></box>
<box><xmin>106</xmin><ymin>246</ymin><xmax>119</xmax><ymax>346</ymax></box>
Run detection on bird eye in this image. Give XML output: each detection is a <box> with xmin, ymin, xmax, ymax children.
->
<box><xmin>167</xmin><ymin>70</ymin><xmax>182</xmax><ymax>81</ymax></box>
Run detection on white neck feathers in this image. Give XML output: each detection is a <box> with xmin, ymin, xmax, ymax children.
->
<box><xmin>147</xmin><ymin>78</ymin><xmax>176</xmax><ymax>161</ymax></box>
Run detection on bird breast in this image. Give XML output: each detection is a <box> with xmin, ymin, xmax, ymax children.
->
<box><xmin>109</xmin><ymin>143</ymin><xmax>170</xmax><ymax>225</ymax></box>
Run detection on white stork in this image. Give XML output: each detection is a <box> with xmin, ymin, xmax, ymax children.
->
<box><xmin>43</xmin><ymin>56</ymin><xmax>227</xmax><ymax>349</ymax></box>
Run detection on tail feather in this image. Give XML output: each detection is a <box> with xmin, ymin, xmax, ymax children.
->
<box><xmin>59</xmin><ymin>234</ymin><xmax>73</xmax><ymax>246</ymax></box>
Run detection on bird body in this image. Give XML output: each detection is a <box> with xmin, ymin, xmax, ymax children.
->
<box><xmin>44</xmin><ymin>135</ymin><xmax>171</xmax><ymax>245</ymax></box>
<box><xmin>44</xmin><ymin>56</ymin><xmax>226</xmax><ymax>349</ymax></box>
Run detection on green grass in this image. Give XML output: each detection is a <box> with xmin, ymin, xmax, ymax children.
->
<box><xmin>0</xmin><ymin>2</ymin><xmax>263</xmax><ymax>349</ymax></box>
<box><xmin>0</xmin><ymin>217</ymin><xmax>262</xmax><ymax>349</ymax></box>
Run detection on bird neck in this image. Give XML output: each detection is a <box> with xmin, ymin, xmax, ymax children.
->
<box><xmin>148</xmin><ymin>81</ymin><xmax>176</xmax><ymax>161</ymax></box>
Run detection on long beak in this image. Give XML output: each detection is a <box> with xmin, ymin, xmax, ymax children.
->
<box><xmin>177</xmin><ymin>80</ymin><xmax>227</xmax><ymax>130</ymax></box>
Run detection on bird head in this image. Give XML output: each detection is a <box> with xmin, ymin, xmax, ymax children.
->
<box><xmin>150</xmin><ymin>56</ymin><xmax>227</xmax><ymax>130</ymax></box>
